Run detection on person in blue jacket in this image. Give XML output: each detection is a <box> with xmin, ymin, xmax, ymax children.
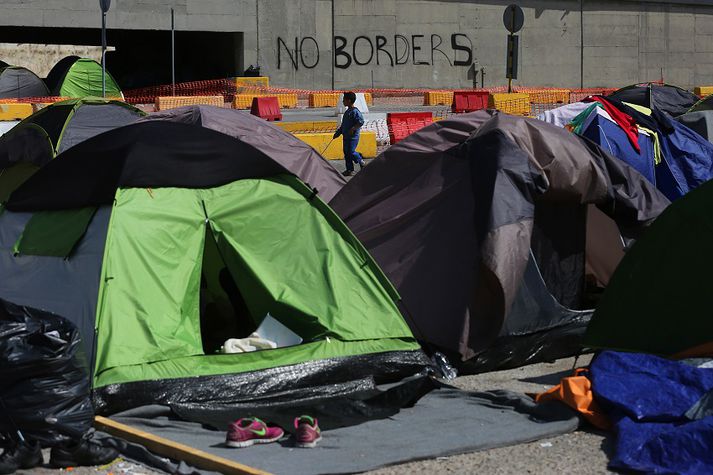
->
<box><xmin>333</xmin><ymin>92</ymin><xmax>365</xmax><ymax>176</ymax></box>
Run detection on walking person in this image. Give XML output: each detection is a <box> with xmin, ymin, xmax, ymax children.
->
<box><xmin>333</xmin><ymin>92</ymin><xmax>365</xmax><ymax>177</ymax></box>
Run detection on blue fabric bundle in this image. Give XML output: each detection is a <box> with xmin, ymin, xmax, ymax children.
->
<box><xmin>590</xmin><ymin>351</ymin><xmax>713</xmax><ymax>474</ymax></box>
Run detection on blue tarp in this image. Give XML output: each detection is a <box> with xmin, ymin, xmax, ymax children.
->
<box><xmin>581</xmin><ymin>114</ymin><xmax>656</xmax><ymax>184</ymax></box>
<box><xmin>579</xmin><ymin>113</ymin><xmax>713</xmax><ymax>201</ymax></box>
<box><xmin>658</xmin><ymin>120</ymin><xmax>713</xmax><ymax>200</ymax></box>
<box><xmin>590</xmin><ymin>351</ymin><xmax>713</xmax><ymax>474</ymax></box>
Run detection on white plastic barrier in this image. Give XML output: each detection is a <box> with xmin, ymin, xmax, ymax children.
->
<box><xmin>335</xmin><ymin>92</ymin><xmax>370</xmax><ymax>117</ymax></box>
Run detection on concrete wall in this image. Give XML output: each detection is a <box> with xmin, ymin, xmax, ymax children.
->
<box><xmin>0</xmin><ymin>44</ymin><xmax>104</xmax><ymax>77</ymax></box>
<box><xmin>1</xmin><ymin>0</ymin><xmax>712</xmax><ymax>90</ymax></box>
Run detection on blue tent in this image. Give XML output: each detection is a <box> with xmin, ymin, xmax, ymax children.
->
<box><xmin>578</xmin><ymin>111</ymin><xmax>713</xmax><ymax>201</ymax></box>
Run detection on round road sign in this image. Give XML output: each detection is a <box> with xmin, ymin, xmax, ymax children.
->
<box><xmin>503</xmin><ymin>4</ymin><xmax>524</xmax><ymax>34</ymax></box>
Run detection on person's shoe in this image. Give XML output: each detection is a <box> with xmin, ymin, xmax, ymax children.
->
<box><xmin>294</xmin><ymin>415</ymin><xmax>322</xmax><ymax>448</ymax></box>
<box><xmin>358</xmin><ymin>160</ymin><xmax>365</xmax><ymax>170</ymax></box>
<box><xmin>49</xmin><ymin>437</ymin><xmax>118</xmax><ymax>468</ymax></box>
<box><xmin>0</xmin><ymin>441</ymin><xmax>43</xmax><ymax>474</ymax></box>
<box><xmin>342</xmin><ymin>170</ymin><xmax>354</xmax><ymax>177</ymax></box>
<box><xmin>226</xmin><ymin>418</ymin><xmax>284</xmax><ymax>448</ymax></box>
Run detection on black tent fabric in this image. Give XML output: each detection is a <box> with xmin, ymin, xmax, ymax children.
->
<box><xmin>0</xmin><ymin>66</ymin><xmax>49</xmax><ymax>99</ymax></box>
<box><xmin>139</xmin><ymin>106</ymin><xmax>347</xmax><ymax>201</ymax></box>
<box><xmin>330</xmin><ymin>112</ymin><xmax>669</xmax><ymax>366</ymax></box>
<box><xmin>689</xmin><ymin>94</ymin><xmax>713</xmax><ymax>113</ymax></box>
<box><xmin>44</xmin><ymin>55</ymin><xmax>80</xmax><ymax>95</ymax></box>
<box><xmin>608</xmin><ymin>83</ymin><xmax>699</xmax><ymax>117</ymax></box>
<box><xmin>0</xmin><ymin>100</ymin><xmax>144</xmax><ymax>170</ymax></box>
<box><xmin>6</xmin><ymin>121</ymin><xmax>290</xmax><ymax>211</ymax></box>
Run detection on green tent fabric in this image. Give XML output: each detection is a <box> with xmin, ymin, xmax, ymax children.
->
<box><xmin>47</xmin><ymin>57</ymin><xmax>122</xmax><ymax>98</ymax></box>
<box><xmin>93</xmin><ymin>177</ymin><xmax>416</xmax><ymax>387</ymax></box>
<box><xmin>0</xmin><ymin>121</ymin><xmax>425</xmax><ymax>412</ymax></box>
<box><xmin>584</xmin><ymin>179</ymin><xmax>713</xmax><ymax>355</ymax></box>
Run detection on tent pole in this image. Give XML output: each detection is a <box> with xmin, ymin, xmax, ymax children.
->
<box><xmin>101</xmin><ymin>10</ymin><xmax>107</xmax><ymax>98</ymax></box>
<box><xmin>171</xmin><ymin>8</ymin><xmax>176</xmax><ymax>96</ymax></box>
<box><xmin>331</xmin><ymin>0</ymin><xmax>335</xmax><ymax>91</ymax></box>
<box><xmin>579</xmin><ymin>0</ymin><xmax>584</xmax><ymax>89</ymax></box>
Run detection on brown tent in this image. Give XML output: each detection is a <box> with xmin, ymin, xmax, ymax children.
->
<box><xmin>329</xmin><ymin>111</ymin><xmax>669</xmax><ymax>370</ymax></box>
<box><xmin>140</xmin><ymin>105</ymin><xmax>346</xmax><ymax>201</ymax></box>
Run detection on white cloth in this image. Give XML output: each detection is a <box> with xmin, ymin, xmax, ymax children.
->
<box><xmin>536</xmin><ymin>102</ymin><xmax>591</xmax><ymax>127</ymax></box>
<box><xmin>221</xmin><ymin>333</ymin><xmax>278</xmax><ymax>354</ymax></box>
<box><xmin>0</xmin><ymin>121</ymin><xmax>19</xmax><ymax>137</ymax></box>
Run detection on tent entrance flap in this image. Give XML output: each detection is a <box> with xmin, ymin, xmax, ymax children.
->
<box><xmin>199</xmin><ymin>223</ymin><xmax>258</xmax><ymax>355</ymax></box>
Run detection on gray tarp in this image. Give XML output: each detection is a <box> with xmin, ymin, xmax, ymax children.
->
<box><xmin>140</xmin><ymin>106</ymin><xmax>347</xmax><ymax>201</ymax></box>
<box><xmin>104</xmin><ymin>388</ymin><xmax>580</xmax><ymax>475</ymax></box>
<box><xmin>58</xmin><ymin>103</ymin><xmax>144</xmax><ymax>153</ymax></box>
<box><xmin>676</xmin><ymin>111</ymin><xmax>713</xmax><ymax>144</ymax></box>
<box><xmin>0</xmin><ymin>66</ymin><xmax>49</xmax><ymax>99</ymax></box>
<box><xmin>330</xmin><ymin>112</ymin><xmax>670</xmax><ymax>361</ymax></box>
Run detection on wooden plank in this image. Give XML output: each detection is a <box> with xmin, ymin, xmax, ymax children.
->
<box><xmin>94</xmin><ymin>416</ymin><xmax>271</xmax><ymax>475</ymax></box>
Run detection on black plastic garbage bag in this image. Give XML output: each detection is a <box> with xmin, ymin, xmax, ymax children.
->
<box><xmin>0</xmin><ymin>299</ymin><xmax>93</xmax><ymax>446</ymax></box>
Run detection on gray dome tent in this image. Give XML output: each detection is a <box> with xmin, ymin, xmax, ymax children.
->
<box><xmin>0</xmin><ymin>65</ymin><xmax>49</xmax><ymax>99</ymax></box>
<box><xmin>330</xmin><ymin>112</ymin><xmax>670</xmax><ymax>371</ymax></box>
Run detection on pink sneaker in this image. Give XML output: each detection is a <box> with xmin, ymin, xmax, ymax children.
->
<box><xmin>294</xmin><ymin>415</ymin><xmax>322</xmax><ymax>448</ymax></box>
<box><xmin>226</xmin><ymin>418</ymin><xmax>284</xmax><ymax>448</ymax></box>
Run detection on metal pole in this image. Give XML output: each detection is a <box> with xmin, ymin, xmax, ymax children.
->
<box><xmin>101</xmin><ymin>10</ymin><xmax>107</xmax><ymax>97</ymax></box>
<box><xmin>171</xmin><ymin>8</ymin><xmax>176</xmax><ymax>96</ymax></box>
<box><xmin>580</xmin><ymin>0</ymin><xmax>584</xmax><ymax>89</ymax></box>
<box><xmin>331</xmin><ymin>0</ymin><xmax>335</xmax><ymax>91</ymax></box>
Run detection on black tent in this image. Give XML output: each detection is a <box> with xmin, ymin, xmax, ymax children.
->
<box><xmin>608</xmin><ymin>83</ymin><xmax>699</xmax><ymax>117</ymax></box>
<box><xmin>330</xmin><ymin>112</ymin><xmax>670</xmax><ymax>371</ymax></box>
<box><xmin>0</xmin><ymin>66</ymin><xmax>49</xmax><ymax>99</ymax></box>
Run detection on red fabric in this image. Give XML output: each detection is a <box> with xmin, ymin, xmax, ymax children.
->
<box><xmin>586</xmin><ymin>96</ymin><xmax>640</xmax><ymax>152</ymax></box>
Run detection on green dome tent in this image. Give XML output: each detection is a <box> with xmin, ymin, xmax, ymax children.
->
<box><xmin>45</xmin><ymin>56</ymin><xmax>122</xmax><ymax>98</ymax></box>
<box><xmin>0</xmin><ymin>65</ymin><xmax>49</xmax><ymax>98</ymax></box>
<box><xmin>0</xmin><ymin>98</ymin><xmax>144</xmax><ymax>201</ymax></box>
<box><xmin>0</xmin><ymin>121</ymin><xmax>425</xmax><ymax>413</ymax></box>
<box><xmin>584</xmin><ymin>178</ymin><xmax>713</xmax><ymax>357</ymax></box>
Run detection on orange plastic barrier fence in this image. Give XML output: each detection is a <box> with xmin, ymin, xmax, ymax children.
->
<box><xmin>387</xmin><ymin>112</ymin><xmax>434</xmax><ymax>144</ymax></box>
<box><xmin>424</xmin><ymin>91</ymin><xmax>454</xmax><ymax>106</ymax></box>
<box><xmin>489</xmin><ymin>93</ymin><xmax>530</xmax><ymax>115</ymax></box>
<box><xmin>155</xmin><ymin>96</ymin><xmax>224</xmax><ymax>111</ymax></box>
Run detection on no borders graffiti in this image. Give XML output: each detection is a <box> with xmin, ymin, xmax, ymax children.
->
<box><xmin>278</xmin><ymin>34</ymin><xmax>473</xmax><ymax>70</ymax></box>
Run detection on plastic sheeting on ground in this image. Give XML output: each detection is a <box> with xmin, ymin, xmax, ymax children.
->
<box><xmin>590</xmin><ymin>351</ymin><xmax>713</xmax><ymax>474</ymax></box>
<box><xmin>102</xmin><ymin>384</ymin><xmax>579</xmax><ymax>475</ymax></box>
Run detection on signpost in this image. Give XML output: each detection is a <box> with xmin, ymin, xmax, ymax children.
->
<box><xmin>503</xmin><ymin>4</ymin><xmax>523</xmax><ymax>93</ymax></box>
<box><xmin>99</xmin><ymin>0</ymin><xmax>111</xmax><ymax>98</ymax></box>
<box><xmin>171</xmin><ymin>8</ymin><xmax>176</xmax><ymax>96</ymax></box>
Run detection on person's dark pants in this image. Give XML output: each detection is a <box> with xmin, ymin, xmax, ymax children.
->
<box><xmin>343</xmin><ymin>135</ymin><xmax>363</xmax><ymax>171</ymax></box>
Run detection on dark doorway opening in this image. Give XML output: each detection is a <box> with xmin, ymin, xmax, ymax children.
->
<box><xmin>200</xmin><ymin>226</ymin><xmax>257</xmax><ymax>355</ymax></box>
<box><xmin>0</xmin><ymin>26</ymin><xmax>244</xmax><ymax>89</ymax></box>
